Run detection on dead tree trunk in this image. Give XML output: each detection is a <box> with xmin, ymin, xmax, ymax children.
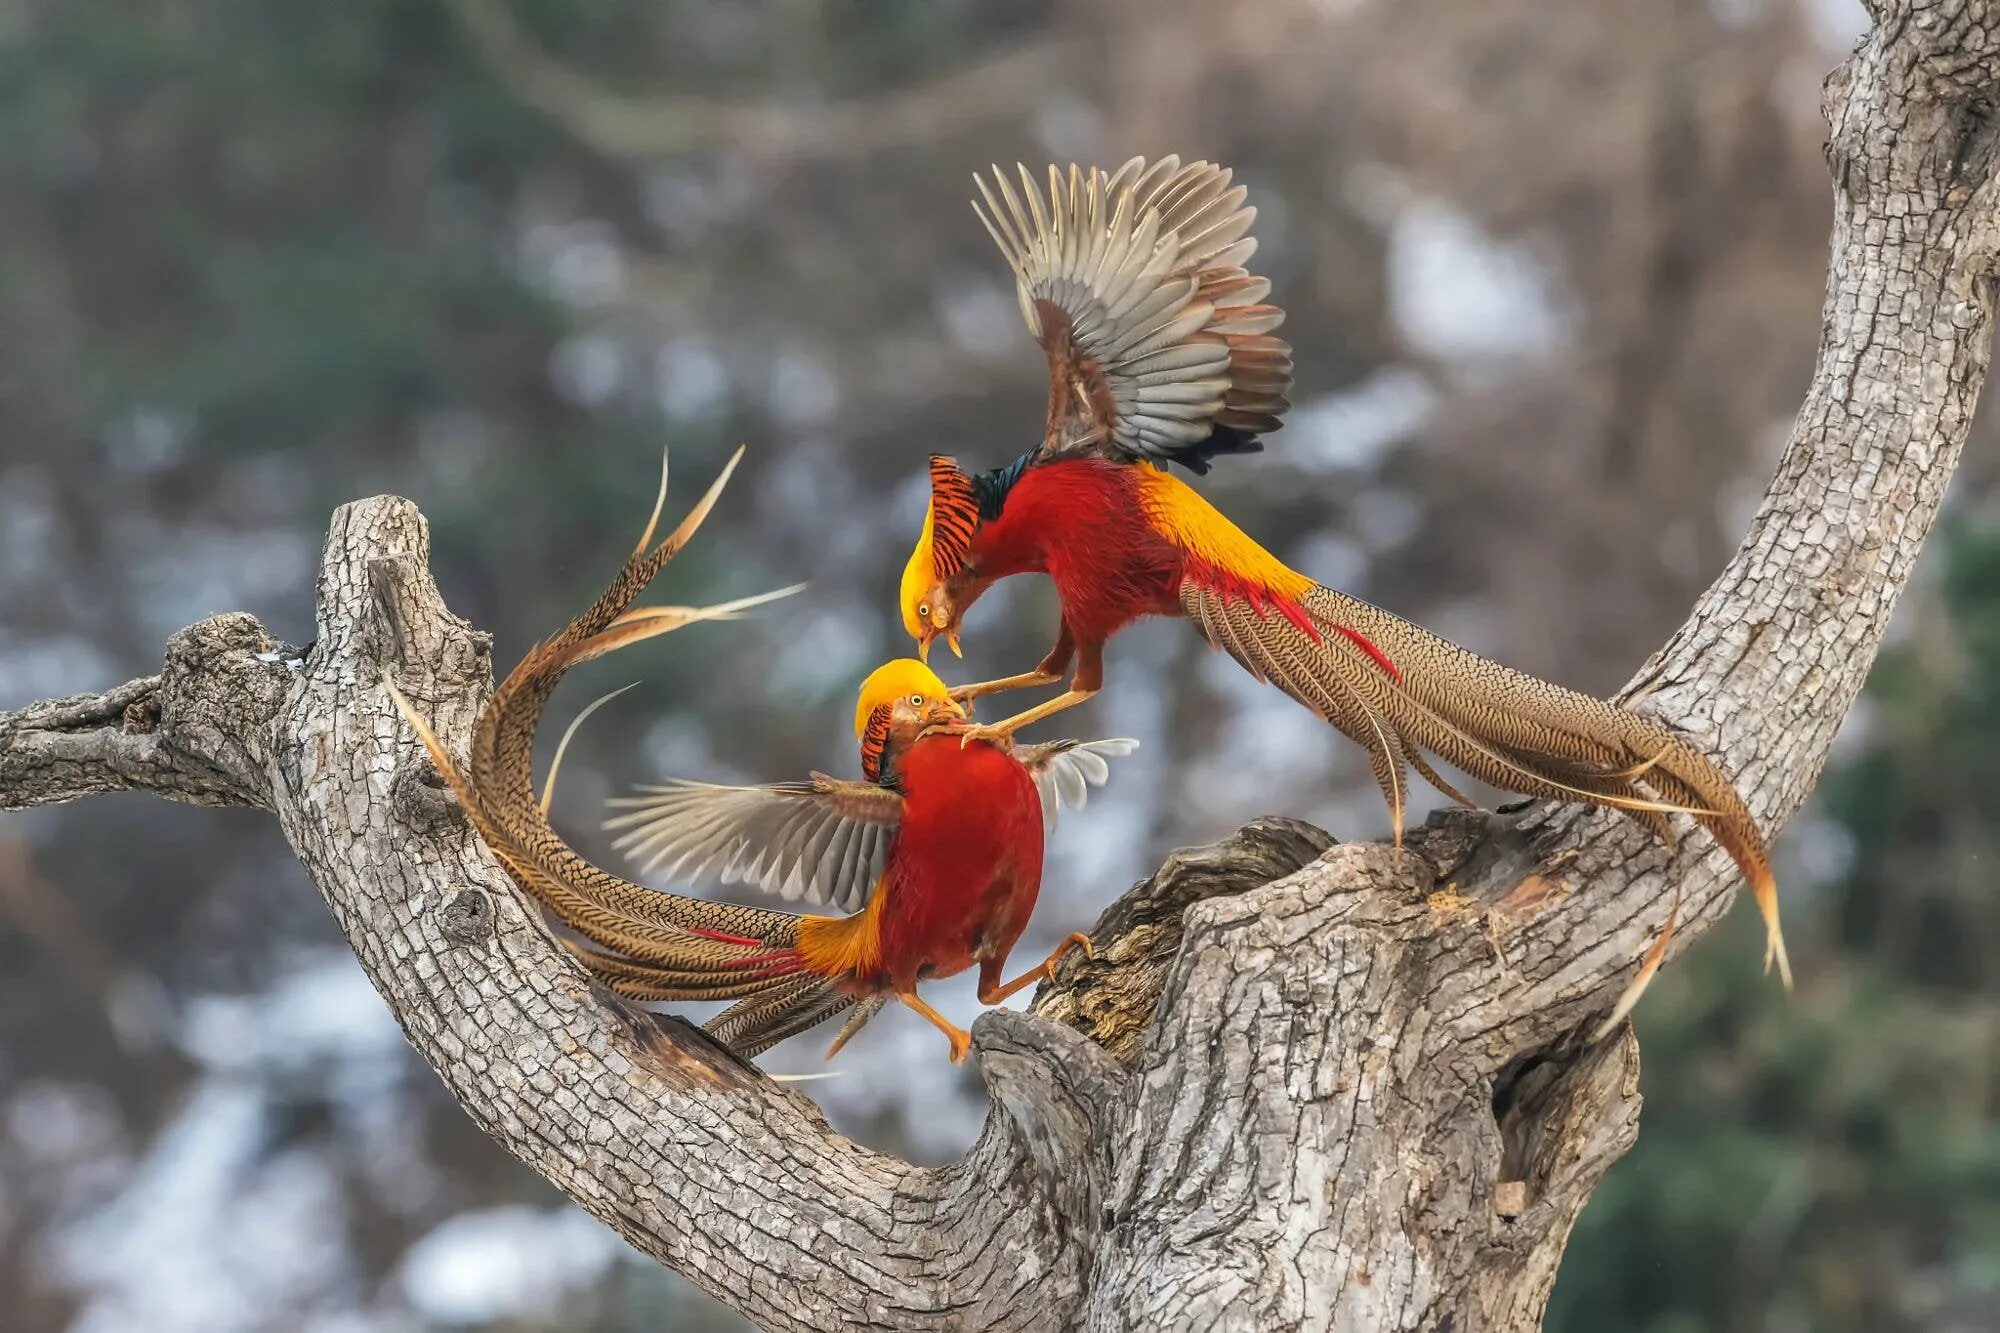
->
<box><xmin>4</xmin><ymin>6</ymin><xmax>1998</xmax><ymax>1329</ymax></box>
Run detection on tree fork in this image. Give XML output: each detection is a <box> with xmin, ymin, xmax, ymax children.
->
<box><xmin>4</xmin><ymin>5</ymin><xmax>1999</xmax><ymax>1328</ymax></box>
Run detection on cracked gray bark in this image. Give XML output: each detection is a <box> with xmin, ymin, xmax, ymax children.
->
<box><xmin>1</xmin><ymin>6</ymin><xmax>1996</xmax><ymax>1329</ymax></box>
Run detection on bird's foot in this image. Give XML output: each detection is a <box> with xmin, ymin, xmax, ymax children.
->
<box><xmin>956</xmin><ymin>721</ymin><xmax>1015</xmax><ymax>750</ymax></box>
<box><xmin>978</xmin><ymin>933</ymin><xmax>1097</xmax><ymax>1005</ymax></box>
<box><xmin>897</xmin><ymin>988</ymin><xmax>975</xmax><ymax>1064</ymax></box>
<box><xmin>944</xmin><ymin>1025</ymin><xmax>972</xmax><ymax>1064</ymax></box>
<box><xmin>1052</xmin><ymin>931</ymin><xmax>1094</xmax><ymax>968</ymax></box>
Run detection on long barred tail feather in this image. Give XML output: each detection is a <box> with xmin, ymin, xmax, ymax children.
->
<box><xmin>1181</xmin><ymin>577</ymin><xmax>1791</xmax><ymax>1026</ymax></box>
<box><xmin>710</xmin><ymin>979</ymin><xmax>860</xmax><ymax>1058</ymax></box>
<box><xmin>382</xmin><ymin>447</ymin><xmax>864</xmax><ymax>1059</ymax></box>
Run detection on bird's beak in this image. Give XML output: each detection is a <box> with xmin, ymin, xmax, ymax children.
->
<box><xmin>946</xmin><ymin>628</ymin><xmax>963</xmax><ymax>659</ymax></box>
<box><xmin>924</xmin><ymin>696</ymin><xmax>967</xmax><ymax>727</ymax></box>
<box><xmin>917</xmin><ymin>628</ymin><xmax>936</xmax><ymax>664</ymax></box>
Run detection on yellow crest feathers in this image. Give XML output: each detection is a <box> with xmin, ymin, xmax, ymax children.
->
<box><xmin>853</xmin><ymin>658</ymin><xmax>953</xmax><ymax>738</ymax></box>
<box><xmin>900</xmin><ymin>504</ymin><xmax>937</xmax><ymax>640</ymax></box>
<box><xmin>900</xmin><ymin>456</ymin><xmax>982</xmax><ymax>641</ymax></box>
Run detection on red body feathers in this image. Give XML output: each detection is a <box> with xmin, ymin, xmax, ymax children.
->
<box><xmin>865</xmin><ymin>734</ymin><xmax>1046</xmax><ymax>991</ymax></box>
<box><xmin>967</xmin><ymin>458</ymin><xmax>1342</xmax><ymax>652</ymax></box>
<box><xmin>968</xmin><ymin>459</ymin><xmax>1186</xmax><ymax>644</ymax></box>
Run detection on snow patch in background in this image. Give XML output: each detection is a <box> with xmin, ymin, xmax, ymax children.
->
<box><xmin>770</xmin><ymin>346</ymin><xmax>842</xmax><ymax>426</ymax></box>
<box><xmin>176</xmin><ymin>952</ymin><xmax>406</xmax><ymax>1081</ymax></box>
<box><xmin>0</xmin><ymin>638</ymin><xmax>120</xmax><ymax>711</ymax></box>
<box><xmin>105</xmin><ymin>408</ymin><xmax>192</xmax><ymax>473</ymax></box>
<box><xmin>653</xmin><ymin>337</ymin><xmax>731</xmax><ymax>420</ymax></box>
<box><xmin>1801</xmin><ymin>0</ymin><xmax>1869</xmax><ymax>51</ymax></box>
<box><xmin>41</xmin><ymin>948</ymin><xmax>624</xmax><ymax>1320</ymax></box>
<box><xmin>1028</xmin><ymin>94</ymin><xmax>1102</xmax><ymax>164</ymax></box>
<box><xmin>1387</xmin><ymin>200</ymin><xmax>1574</xmax><ymax>366</ymax></box>
<box><xmin>127</xmin><ymin>524</ymin><xmax>316</xmax><ymax>644</ymax></box>
<box><xmin>1179</xmin><ymin>650</ymin><xmax>1334</xmax><ymax>830</ymax></box>
<box><xmin>764</xmin><ymin>595</ymin><xmax>877</xmax><ymax>698</ymax></box>
<box><xmin>52</xmin><ymin>1083</ymin><xmax>355</xmax><ymax>1333</ymax></box>
<box><xmin>549</xmin><ymin>334</ymin><xmax>628</xmax><ymax>408</ymax></box>
<box><xmin>1349</xmin><ymin>486</ymin><xmax>1421</xmax><ymax>554</ymax></box>
<box><xmin>1286</xmin><ymin>532</ymin><xmax>1369</xmax><ymax>594</ymax></box>
<box><xmin>933</xmin><ymin>270</ymin><xmax>1021</xmax><ymax>358</ymax></box>
<box><xmin>519</xmin><ymin>219</ymin><xmax>627</xmax><ymax>308</ymax></box>
<box><xmin>1286</xmin><ymin>366</ymin><xmax>1438</xmax><ymax>475</ymax></box>
<box><xmin>397</xmin><ymin>1205</ymin><xmax>622</xmax><ymax>1327</ymax></box>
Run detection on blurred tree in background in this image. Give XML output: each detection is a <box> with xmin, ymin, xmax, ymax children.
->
<box><xmin>1</xmin><ymin>1</ymin><xmax>1992</xmax><ymax>1329</ymax></box>
<box><xmin>1556</xmin><ymin>510</ymin><xmax>2000</xmax><ymax>1333</ymax></box>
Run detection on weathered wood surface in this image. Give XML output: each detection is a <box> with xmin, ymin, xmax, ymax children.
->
<box><xmin>5</xmin><ymin>4</ymin><xmax>1998</xmax><ymax>1327</ymax></box>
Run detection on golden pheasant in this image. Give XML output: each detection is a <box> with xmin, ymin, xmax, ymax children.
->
<box><xmin>603</xmin><ymin>657</ymin><xmax>1135</xmax><ymax>1062</ymax></box>
<box><xmin>898</xmin><ymin>157</ymin><xmax>1790</xmax><ymax>1004</ymax></box>
<box><xmin>385</xmin><ymin>450</ymin><xmax>1134</xmax><ymax>1060</ymax></box>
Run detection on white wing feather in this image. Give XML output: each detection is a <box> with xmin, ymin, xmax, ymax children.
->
<box><xmin>972</xmin><ymin>157</ymin><xmax>1291</xmax><ymax>464</ymax></box>
<box><xmin>1019</xmin><ymin>738</ymin><xmax>1140</xmax><ymax>836</ymax></box>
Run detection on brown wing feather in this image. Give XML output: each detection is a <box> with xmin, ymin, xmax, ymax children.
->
<box><xmin>974</xmin><ymin>158</ymin><xmax>1292</xmax><ymax>469</ymax></box>
<box><xmin>603</xmin><ymin>775</ymin><xmax>901</xmax><ymax>915</ymax></box>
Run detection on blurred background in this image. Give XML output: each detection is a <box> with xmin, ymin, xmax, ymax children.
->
<box><xmin>3</xmin><ymin>0</ymin><xmax>1997</xmax><ymax>1329</ymax></box>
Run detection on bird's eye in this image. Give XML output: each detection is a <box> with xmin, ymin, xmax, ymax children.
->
<box><xmin>918</xmin><ymin>603</ymin><xmax>930</xmax><ymax>618</ymax></box>
<box><xmin>909</xmin><ymin>693</ymin><xmax>924</xmax><ymax>706</ymax></box>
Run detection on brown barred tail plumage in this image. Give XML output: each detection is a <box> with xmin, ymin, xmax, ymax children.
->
<box><xmin>708</xmin><ymin>979</ymin><xmax>858</xmax><ymax>1059</ymax></box>
<box><xmin>1180</xmin><ymin>578</ymin><xmax>1791</xmax><ymax>1011</ymax></box>
<box><xmin>382</xmin><ymin>448</ymin><xmax>849</xmax><ymax>1057</ymax></box>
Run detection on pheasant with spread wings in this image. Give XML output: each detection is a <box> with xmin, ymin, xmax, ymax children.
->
<box><xmin>385</xmin><ymin>450</ymin><xmax>1132</xmax><ymax>1063</ymax></box>
<box><xmin>898</xmin><ymin>157</ymin><xmax>1790</xmax><ymax>1013</ymax></box>
<box><xmin>602</xmin><ymin>658</ymin><xmax>1134</xmax><ymax>1062</ymax></box>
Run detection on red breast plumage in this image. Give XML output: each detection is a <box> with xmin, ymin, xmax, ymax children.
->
<box><xmin>898</xmin><ymin>157</ymin><xmax>1789</xmax><ymax>1032</ymax></box>
<box><xmin>388</xmin><ymin>453</ymin><xmax>1134</xmax><ymax>1064</ymax></box>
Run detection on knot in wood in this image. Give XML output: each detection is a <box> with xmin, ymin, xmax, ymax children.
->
<box><xmin>439</xmin><ymin>888</ymin><xmax>495</xmax><ymax>945</ymax></box>
<box><xmin>121</xmin><ymin>695</ymin><xmax>162</xmax><ymax>735</ymax></box>
<box><xmin>393</xmin><ymin>758</ymin><xmax>462</xmax><ymax>832</ymax></box>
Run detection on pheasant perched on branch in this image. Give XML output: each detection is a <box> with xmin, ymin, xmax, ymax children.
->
<box><xmin>898</xmin><ymin>156</ymin><xmax>1790</xmax><ymax>1017</ymax></box>
<box><xmin>386</xmin><ymin>450</ymin><xmax>1133</xmax><ymax>1061</ymax></box>
<box><xmin>605</xmin><ymin>657</ymin><xmax>1134</xmax><ymax>1062</ymax></box>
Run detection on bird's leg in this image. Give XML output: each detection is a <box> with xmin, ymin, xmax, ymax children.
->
<box><xmin>958</xmin><ymin>640</ymin><xmax>1102</xmax><ymax>745</ymax></box>
<box><xmin>949</xmin><ymin>669</ymin><xmax>1062</xmax><ymax>704</ymax></box>
<box><xmin>977</xmin><ymin>933</ymin><xmax>1094</xmax><ymax>1005</ymax></box>
<box><xmin>948</xmin><ymin>623</ymin><xmax>1074</xmax><ymax>705</ymax></box>
<box><xmin>956</xmin><ymin>690</ymin><xmax>1097</xmax><ymax>746</ymax></box>
<box><xmin>896</xmin><ymin>987</ymin><xmax>972</xmax><ymax>1064</ymax></box>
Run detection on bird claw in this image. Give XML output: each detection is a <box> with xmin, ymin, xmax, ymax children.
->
<box><xmin>945</xmin><ymin>1028</ymin><xmax>971</xmax><ymax>1064</ymax></box>
<box><xmin>956</xmin><ymin>722</ymin><xmax>1012</xmax><ymax>750</ymax></box>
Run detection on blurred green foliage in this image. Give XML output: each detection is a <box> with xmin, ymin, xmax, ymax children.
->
<box><xmin>1555</xmin><ymin>516</ymin><xmax>2000</xmax><ymax>1333</ymax></box>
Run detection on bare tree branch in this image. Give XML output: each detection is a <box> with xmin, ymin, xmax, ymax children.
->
<box><xmin>1030</xmin><ymin>4</ymin><xmax>2000</xmax><ymax>1323</ymax></box>
<box><xmin>0</xmin><ymin>616</ymin><xmax>282</xmax><ymax>811</ymax></box>
<box><xmin>3</xmin><ymin>4</ymin><xmax>1997</xmax><ymax>1328</ymax></box>
<box><xmin>443</xmin><ymin>0</ymin><xmax>1075</xmax><ymax>161</ymax></box>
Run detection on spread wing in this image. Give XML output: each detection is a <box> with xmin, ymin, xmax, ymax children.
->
<box><xmin>1015</xmin><ymin>738</ymin><xmax>1139</xmax><ymax>836</ymax></box>
<box><xmin>973</xmin><ymin>157</ymin><xmax>1292</xmax><ymax>473</ymax></box>
<box><xmin>603</xmin><ymin>774</ymin><xmax>902</xmax><ymax>915</ymax></box>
